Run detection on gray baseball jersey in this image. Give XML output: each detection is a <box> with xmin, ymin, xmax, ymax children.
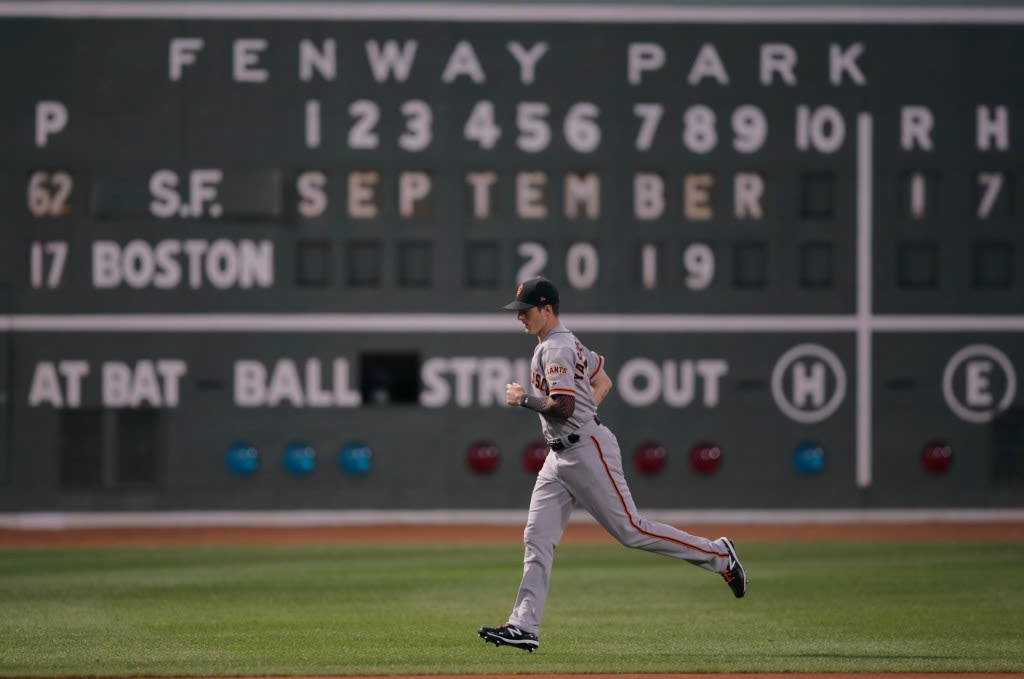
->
<box><xmin>506</xmin><ymin>323</ymin><xmax>735</xmax><ymax>636</ymax></box>
<box><xmin>527</xmin><ymin>324</ymin><xmax>603</xmax><ymax>442</ymax></box>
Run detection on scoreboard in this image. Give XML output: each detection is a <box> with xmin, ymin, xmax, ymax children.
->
<box><xmin>1</xmin><ymin>3</ymin><xmax>1023</xmax><ymax>512</ymax></box>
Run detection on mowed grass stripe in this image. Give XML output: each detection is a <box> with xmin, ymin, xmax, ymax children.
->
<box><xmin>1</xmin><ymin>542</ymin><xmax>1021</xmax><ymax>675</ymax></box>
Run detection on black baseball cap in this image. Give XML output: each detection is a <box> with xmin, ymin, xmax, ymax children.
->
<box><xmin>503</xmin><ymin>276</ymin><xmax>559</xmax><ymax>310</ymax></box>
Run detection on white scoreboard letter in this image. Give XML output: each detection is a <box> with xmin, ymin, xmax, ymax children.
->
<box><xmin>634</xmin><ymin>173</ymin><xmax>665</xmax><ymax>220</ymax></box>
<box><xmin>442</xmin><ymin>41</ymin><xmax>486</xmax><ymax>83</ymax></box>
<box><xmin>760</xmin><ymin>43</ymin><xmax>797</xmax><ymax>86</ymax></box>
<box><xmin>564</xmin><ymin>172</ymin><xmax>600</xmax><ymax>219</ymax></box>
<box><xmin>829</xmin><ymin>42</ymin><xmax>866</xmax><ymax>86</ymax></box>
<box><xmin>684</xmin><ymin>173</ymin><xmax>714</xmax><ymax>220</ymax></box>
<box><xmin>92</xmin><ymin>241</ymin><xmax>121</xmax><ymax>288</ymax></box>
<box><xmin>734</xmin><ymin>172</ymin><xmax>764</xmax><ymax>219</ymax></box>
<box><xmin>233</xmin><ymin>38</ymin><xmax>269</xmax><ymax>82</ymax></box>
<box><xmin>297</xmin><ymin>171</ymin><xmax>327</xmax><ymax>218</ymax></box>
<box><xmin>506</xmin><ymin>41</ymin><xmax>548</xmax><ymax>84</ymax></box>
<box><xmin>28</xmin><ymin>360</ymin><xmax>89</xmax><ymax>408</ymax></box>
<box><xmin>516</xmin><ymin>171</ymin><xmax>548</xmax><ymax>219</ymax></box>
<box><xmin>299</xmin><ymin>38</ymin><xmax>337</xmax><ymax>81</ymax></box>
<box><xmin>976</xmin><ymin>105</ymin><xmax>1009</xmax><ymax>151</ymax></box>
<box><xmin>628</xmin><ymin>42</ymin><xmax>665</xmax><ymax>84</ymax></box>
<box><xmin>901</xmin><ymin>106</ymin><xmax>934</xmax><ymax>151</ymax></box>
<box><xmin>169</xmin><ymin>38</ymin><xmax>204</xmax><ymax>80</ymax></box>
<box><xmin>348</xmin><ymin>171</ymin><xmax>380</xmax><ymax>218</ymax></box>
<box><xmin>234</xmin><ymin>360</ymin><xmax>266</xmax><ymax>407</ymax></box>
<box><xmin>35</xmin><ymin>101</ymin><xmax>68</xmax><ymax>147</ymax></box>
<box><xmin>399</xmin><ymin>171</ymin><xmax>431</xmax><ymax>217</ymax></box>
<box><xmin>465</xmin><ymin>172</ymin><xmax>496</xmax><ymax>218</ymax></box>
<box><xmin>305</xmin><ymin>99</ymin><xmax>321</xmax><ymax>149</ymax></box>
<box><xmin>687</xmin><ymin>43</ymin><xmax>729</xmax><ymax>85</ymax></box>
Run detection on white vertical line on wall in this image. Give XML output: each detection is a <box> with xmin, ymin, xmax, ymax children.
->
<box><xmin>856</xmin><ymin>113</ymin><xmax>874</xmax><ymax>489</ymax></box>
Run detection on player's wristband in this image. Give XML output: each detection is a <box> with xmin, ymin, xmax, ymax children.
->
<box><xmin>520</xmin><ymin>394</ymin><xmax>544</xmax><ymax>411</ymax></box>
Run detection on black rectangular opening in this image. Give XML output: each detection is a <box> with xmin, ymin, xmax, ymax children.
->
<box><xmin>465</xmin><ymin>241</ymin><xmax>500</xmax><ymax>288</ymax></box>
<box><xmin>732</xmin><ymin>242</ymin><xmax>767</xmax><ymax>289</ymax></box>
<box><xmin>799</xmin><ymin>171</ymin><xmax>835</xmax><ymax>219</ymax></box>
<box><xmin>992</xmin><ymin>407</ymin><xmax>1024</xmax><ymax>484</ymax></box>
<box><xmin>0</xmin><ymin>333</ymin><xmax>8</xmax><ymax>485</ymax></box>
<box><xmin>799</xmin><ymin>241</ymin><xmax>834</xmax><ymax>289</ymax></box>
<box><xmin>117</xmin><ymin>409</ymin><xmax>161</xmax><ymax>487</ymax></box>
<box><xmin>398</xmin><ymin>241</ymin><xmax>433</xmax><ymax>288</ymax></box>
<box><xmin>346</xmin><ymin>240</ymin><xmax>382</xmax><ymax>287</ymax></box>
<box><xmin>59</xmin><ymin>409</ymin><xmax>162</xmax><ymax>491</ymax></box>
<box><xmin>971</xmin><ymin>241</ymin><xmax>1013</xmax><ymax>289</ymax></box>
<box><xmin>897</xmin><ymin>242</ymin><xmax>939</xmax><ymax>289</ymax></box>
<box><xmin>360</xmin><ymin>353</ymin><xmax>420</xmax><ymax>405</ymax></box>
<box><xmin>295</xmin><ymin>239</ymin><xmax>331</xmax><ymax>287</ymax></box>
<box><xmin>59</xmin><ymin>410</ymin><xmax>104</xmax><ymax>489</ymax></box>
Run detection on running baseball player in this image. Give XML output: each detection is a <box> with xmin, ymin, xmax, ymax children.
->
<box><xmin>478</xmin><ymin>276</ymin><xmax>747</xmax><ymax>653</ymax></box>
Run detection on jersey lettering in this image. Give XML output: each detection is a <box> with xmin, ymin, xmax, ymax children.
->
<box><xmin>529</xmin><ymin>325</ymin><xmax>601</xmax><ymax>441</ymax></box>
<box><xmin>573</xmin><ymin>361</ymin><xmax>586</xmax><ymax>379</ymax></box>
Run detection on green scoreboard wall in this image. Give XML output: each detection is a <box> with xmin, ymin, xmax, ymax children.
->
<box><xmin>1</xmin><ymin>3</ymin><xmax>1022</xmax><ymax>511</ymax></box>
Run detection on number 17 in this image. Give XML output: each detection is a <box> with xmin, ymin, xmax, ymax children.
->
<box><xmin>29</xmin><ymin>241</ymin><xmax>68</xmax><ymax>289</ymax></box>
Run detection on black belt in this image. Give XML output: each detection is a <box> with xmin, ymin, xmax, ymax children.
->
<box><xmin>548</xmin><ymin>434</ymin><xmax>579</xmax><ymax>452</ymax></box>
<box><xmin>547</xmin><ymin>417</ymin><xmax>600</xmax><ymax>452</ymax></box>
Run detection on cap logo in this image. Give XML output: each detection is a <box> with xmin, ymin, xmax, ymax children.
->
<box><xmin>539</xmin><ymin>296</ymin><xmax>547</xmax><ymax>302</ymax></box>
<box><xmin>515</xmin><ymin>283</ymin><xmax>524</xmax><ymax>297</ymax></box>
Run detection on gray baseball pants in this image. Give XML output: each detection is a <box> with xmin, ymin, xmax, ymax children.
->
<box><xmin>507</xmin><ymin>423</ymin><xmax>732</xmax><ymax>635</ymax></box>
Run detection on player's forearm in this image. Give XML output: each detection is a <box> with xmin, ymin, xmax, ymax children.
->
<box><xmin>520</xmin><ymin>393</ymin><xmax>575</xmax><ymax>419</ymax></box>
<box><xmin>590</xmin><ymin>372</ymin><xmax>612</xmax><ymax>406</ymax></box>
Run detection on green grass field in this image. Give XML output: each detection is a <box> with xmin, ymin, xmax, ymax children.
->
<box><xmin>1</xmin><ymin>540</ymin><xmax>1022</xmax><ymax>676</ymax></box>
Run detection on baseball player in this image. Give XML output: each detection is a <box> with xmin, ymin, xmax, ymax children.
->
<box><xmin>478</xmin><ymin>276</ymin><xmax>747</xmax><ymax>653</ymax></box>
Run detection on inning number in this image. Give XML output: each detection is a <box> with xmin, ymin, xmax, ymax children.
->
<box><xmin>27</xmin><ymin>171</ymin><xmax>73</xmax><ymax>217</ymax></box>
<box><xmin>633</xmin><ymin>104</ymin><xmax>767</xmax><ymax>153</ymax></box>
<box><xmin>347</xmin><ymin>99</ymin><xmax>433</xmax><ymax>151</ymax></box>
<box><xmin>463</xmin><ymin>101</ymin><xmax>602</xmax><ymax>153</ymax></box>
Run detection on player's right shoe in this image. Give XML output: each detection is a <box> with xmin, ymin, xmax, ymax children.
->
<box><xmin>478</xmin><ymin>623</ymin><xmax>539</xmax><ymax>652</ymax></box>
<box><xmin>719</xmin><ymin>536</ymin><xmax>747</xmax><ymax>598</ymax></box>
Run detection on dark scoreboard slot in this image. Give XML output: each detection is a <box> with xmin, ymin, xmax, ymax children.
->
<box><xmin>896</xmin><ymin>242</ymin><xmax>939</xmax><ymax>290</ymax></box>
<box><xmin>295</xmin><ymin>239</ymin><xmax>332</xmax><ymax>288</ymax></box>
<box><xmin>799</xmin><ymin>242</ymin><xmax>835</xmax><ymax>289</ymax></box>
<box><xmin>972</xmin><ymin>242</ymin><xmax>1015</xmax><ymax>289</ymax></box>
<box><xmin>219</xmin><ymin>171</ymin><xmax>284</xmax><ymax>220</ymax></box>
<box><xmin>732</xmin><ymin>242</ymin><xmax>768</xmax><ymax>289</ymax></box>
<box><xmin>93</xmin><ymin>170</ymin><xmax>283</xmax><ymax>221</ymax></box>
<box><xmin>92</xmin><ymin>178</ymin><xmax>150</xmax><ymax>219</ymax></box>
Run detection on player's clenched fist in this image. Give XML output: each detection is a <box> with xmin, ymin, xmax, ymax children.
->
<box><xmin>505</xmin><ymin>382</ymin><xmax>526</xmax><ymax>406</ymax></box>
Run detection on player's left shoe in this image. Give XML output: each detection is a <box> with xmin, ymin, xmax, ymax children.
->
<box><xmin>478</xmin><ymin>624</ymin><xmax>539</xmax><ymax>652</ymax></box>
<box><xmin>719</xmin><ymin>536</ymin><xmax>748</xmax><ymax>598</ymax></box>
